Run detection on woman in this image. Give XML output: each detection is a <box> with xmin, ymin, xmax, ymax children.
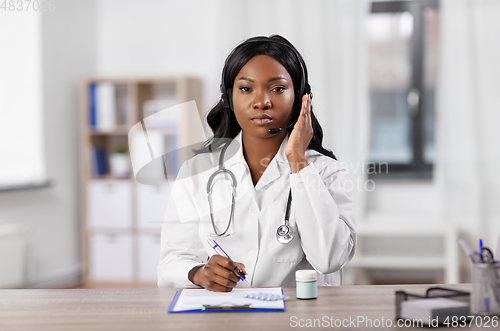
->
<box><xmin>158</xmin><ymin>35</ymin><xmax>356</xmax><ymax>291</ymax></box>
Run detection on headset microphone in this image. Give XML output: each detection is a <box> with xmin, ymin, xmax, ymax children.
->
<box><xmin>268</xmin><ymin>122</ymin><xmax>296</xmax><ymax>134</ymax></box>
<box><xmin>268</xmin><ymin>92</ymin><xmax>312</xmax><ymax>134</ymax></box>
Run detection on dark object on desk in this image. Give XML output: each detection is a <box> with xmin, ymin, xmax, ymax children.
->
<box><xmin>203</xmin><ymin>304</ymin><xmax>251</xmax><ymax>310</ymax></box>
<box><xmin>396</xmin><ymin>287</ymin><xmax>470</xmax><ymax>325</ymax></box>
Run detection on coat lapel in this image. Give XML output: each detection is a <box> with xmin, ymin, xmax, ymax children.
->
<box><xmin>255</xmin><ymin>133</ymin><xmax>290</xmax><ymax>191</ymax></box>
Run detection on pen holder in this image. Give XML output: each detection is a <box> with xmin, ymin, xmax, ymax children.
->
<box><xmin>471</xmin><ymin>262</ymin><xmax>500</xmax><ymax>315</ymax></box>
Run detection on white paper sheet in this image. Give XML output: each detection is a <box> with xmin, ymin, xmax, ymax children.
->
<box><xmin>171</xmin><ymin>287</ymin><xmax>285</xmax><ymax>312</ymax></box>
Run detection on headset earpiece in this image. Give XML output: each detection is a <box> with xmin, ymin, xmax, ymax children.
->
<box><xmin>220</xmin><ymin>83</ymin><xmax>233</xmax><ymax>110</ymax></box>
<box><xmin>220</xmin><ymin>84</ymin><xmax>228</xmax><ymax>109</ymax></box>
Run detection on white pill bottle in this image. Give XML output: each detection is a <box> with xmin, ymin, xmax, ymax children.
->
<box><xmin>296</xmin><ymin>270</ymin><xmax>318</xmax><ymax>300</ymax></box>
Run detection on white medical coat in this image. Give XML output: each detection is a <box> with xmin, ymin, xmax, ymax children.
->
<box><xmin>157</xmin><ymin>131</ymin><xmax>356</xmax><ymax>288</ymax></box>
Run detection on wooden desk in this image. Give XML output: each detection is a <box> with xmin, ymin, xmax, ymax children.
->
<box><xmin>1</xmin><ymin>284</ymin><xmax>490</xmax><ymax>330</ymax></box>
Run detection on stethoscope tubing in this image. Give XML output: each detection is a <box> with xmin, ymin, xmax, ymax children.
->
<box><xmin>206</xmin><ymin>141</ymin><xmax>293</xmax><ymax>243</ymax></box>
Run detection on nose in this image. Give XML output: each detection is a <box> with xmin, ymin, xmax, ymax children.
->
<box><xmin>252</xmin><ymin>89</ymin><xmax>272</xmax><ymax>110</ymax></box>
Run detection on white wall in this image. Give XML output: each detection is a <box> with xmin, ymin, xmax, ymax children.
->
<box><xmin>0</xmin><ymin>0</ymin><xmax>97</xmax><ymax>288</ymax></box>
<box><xmin>366</xmin><ymin>180</ymin><xmax>438</xmax><ymax>221</ymax></box>
<box><xmin>97</xmin><ymin>0</ymin><xmax>225</xmax><ymax>117</ymax></box>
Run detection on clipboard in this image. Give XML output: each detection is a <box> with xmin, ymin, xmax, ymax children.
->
<box><xmin>168</xmin><ymin>287</ymin><xmax>286</xmax><ymax>313</ymax></box>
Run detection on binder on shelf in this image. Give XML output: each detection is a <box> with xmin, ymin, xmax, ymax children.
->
<box><xmin>115</xmin><ymin>84</ymin><xmax>132</xmax><ymax>126</ymax></box>
<box><xmin>96</xmin><ymin>83</ymin><xmax>116</xmax><ymax>131</ymax></box>
<box><xmin>91</xmin><ymin>147</ymin><xmax>107</xmax><ymax>176</ymax></box>
<box><xmin>89</xmin><ymin>83</ymin><xmax>97</xmax><ymax>128</ymax></box>
<box><xmin>88</xmin><ymin>82</ymin><xmax>117</xmax><ymax>131</ymax></box>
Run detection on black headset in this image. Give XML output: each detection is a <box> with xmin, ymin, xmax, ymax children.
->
<box><xmin>219</xmin><ymin>37</ymin><xmax>311</xmax><ymax>112</ymax></box>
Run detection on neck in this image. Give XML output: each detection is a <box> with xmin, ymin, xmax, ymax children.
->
<box><xmin>241</xmin><ymin>131</ymin><xmax>285</xmax><ymax>170</ymax></box>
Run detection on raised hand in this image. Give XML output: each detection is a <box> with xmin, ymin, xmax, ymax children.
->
<box><xmin>285</xmin><ymin>93</ymin><xmax>313</xmax><ymax>173</ymax></box>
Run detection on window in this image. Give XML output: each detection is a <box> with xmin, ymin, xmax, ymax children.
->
<box><xmin>0</xmin><ymin>11</ymin><xmax>48</xmax><ymax>190</ymax></box>
<box><xmin>368</xmin><ymin>0</ymin><xmax>439</xmax><ymax>178</ymax></box>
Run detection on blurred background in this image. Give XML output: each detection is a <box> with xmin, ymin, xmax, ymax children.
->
<box><xmin>1</xmin><ymin>0</ymin><xmax>499</xmax><ymax>289</ymax></box>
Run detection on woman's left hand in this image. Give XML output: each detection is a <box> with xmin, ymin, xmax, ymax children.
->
<box><xmin>285</xmin><ymin>94</ymin><xmax>313</xmax><ymax>173</ymax></box>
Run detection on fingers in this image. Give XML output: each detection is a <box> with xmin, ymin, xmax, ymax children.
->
<box><xmin>234</xmin><ymin>262</ymin><xmax>247</xmax><ymax>276</ymax></box>
<box><xmin>212</xmin><ymin>255</ymin><xmax>241</xmax><ymax>282</ymax></box>
<box><xmin>210</xmin><ymin>273</ymin><xmax>238</xmax><ymax>291</ymax></box>
<box><xmin>285</xmin><ymin>94</ymin><xmax>314</xmax><ymax>162</ymax></box>
<box><xmin>301</xmin><ymin>94</ymin><xmax>311</xmax><ymax>117</ymax></box>
<box><xmin>200</xmin><ymin>255</ymin><xmax>242</xmax><ymax>292</ymax></box>
<box><xmin>294</xmin><ymin>94</ymin><xmax>308</xmax><ymax>129</ymax></box>
<box><xmin>299</xmin><ymin>94</ymin><xmax>312</xmax><ymax>128</ymax></box>
<box><xmin>304</xmin><ymin>94</ymin><xmax>311</xmax><ymax>127</ymax></box>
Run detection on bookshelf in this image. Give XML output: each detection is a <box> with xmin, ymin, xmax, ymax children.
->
<box><xmin>80</xmin><ymin>77</ymin><xmax>203</xmax><ymax>287</ymax></box>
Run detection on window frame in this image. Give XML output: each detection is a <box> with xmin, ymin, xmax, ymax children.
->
<box><xmin>368</xmin><ymin>0</ymin><xmax>439</xmax><ymax>179</ymax></box>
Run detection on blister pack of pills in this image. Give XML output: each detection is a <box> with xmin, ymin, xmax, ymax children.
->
<box><xmin>244</xmin><ymin>292</ymin><xmax>287</xmax><ymax>301</ymax></box>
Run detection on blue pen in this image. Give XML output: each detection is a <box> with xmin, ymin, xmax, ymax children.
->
<box><xmin>207</xmin><ymin>238</ymin><xmax>251</xmax><ymax>286</ymax></box>
<box><xmin>479</xmin><ymin>239</ymin><xmax>484</xmax><ymax>260</ymax></box>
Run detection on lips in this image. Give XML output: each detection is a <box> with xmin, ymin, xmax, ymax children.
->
<box><xmin>251</xmin><ymin>114</ymin><xmax>273</xmax><ymax>125</ymax></box>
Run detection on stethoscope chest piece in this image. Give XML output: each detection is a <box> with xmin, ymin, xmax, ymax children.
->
<box><xmin>276</xmin><ymin>189</ymin><xmax>294</xmax><ymax>244</ymax></box>
<box><xmin>276</xmin><ymin>224</ymin><xmax>294</xmax><ymax>244</ymax></box>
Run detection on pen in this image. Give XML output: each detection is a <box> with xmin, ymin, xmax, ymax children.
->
<box><xmin>479</xmin><ymin>239</ymin><xmax>484</xmax><ymax>260</ymax></box>
<box><xmin>207</xmin><ymin>238</ymin><xmax>251</xmax><ymax>286</ymax></box>
<box><xmin>458</xmin><ymin>239</ymin><xmax>482</xmax><ymax>263</ymax></box>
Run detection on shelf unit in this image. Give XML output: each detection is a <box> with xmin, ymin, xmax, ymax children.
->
<box><xmin>80</xmin><ymin>77</ymin><xmax>203</xmax><ymax>287</ymax></box>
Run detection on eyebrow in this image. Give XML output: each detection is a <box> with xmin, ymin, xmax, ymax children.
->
<box><xmin>236</xmin><ymin>76</ymin><xmax>288</xmax><ymax>83</ymax></box>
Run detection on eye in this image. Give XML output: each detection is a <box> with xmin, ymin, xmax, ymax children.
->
<box><xmin>271</xmin><ymin>86</ymin><xmax>286</xmax><ymax>93</ymax></box>
<box><xmin>239</xmin><ymin>86</ymin><xmax>251</xmax><ymax>93</ymax></box>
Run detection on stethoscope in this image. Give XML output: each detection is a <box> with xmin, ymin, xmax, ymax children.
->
<box><xmin>206</xmin><ymin>142</ymin><xmax>294</xmax><ymax>244</ymax></box>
